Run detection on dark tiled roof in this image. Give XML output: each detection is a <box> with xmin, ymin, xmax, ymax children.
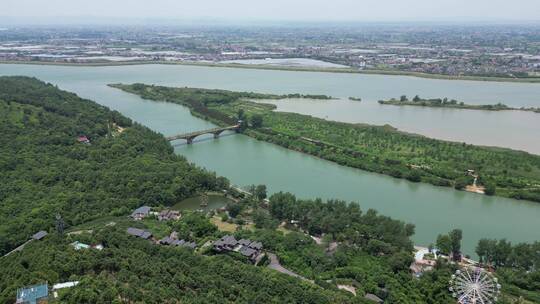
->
<box><xmin>221</xmin><ymin>235</ymin><xmax>238</xmax><ymax>246</ymax></box>
<box><xmin>249</xmin><ymin>241</ymin><xmax>263</xmax><ymax>250</ymax></box>
<box><xmin>239</xmin><ymin>246</ymin><xmax>257</xmax><ymax>257</ymax></box>
<box><xmin>126</xmin><ymin>227</ymin><xmax>152</xmax><ymax>239</ymax></box>
<box><xmin>160</xmin><ymin>237</ymin><xmax>173</xmax><ymax>245</ymax></box>
<box><xmin>238</xmin><ymin>239</ymin><xmax>251</xmax><ymax>246</ymax></box>
<box><xmin>171</xmin><ymin>239</ymin><xmax>196</xmax><ymax>249</ymax></box>
<box><xmin>32</xmin><ymin>231</ymin><xmax>48</xmax><ymax>240</ymax></box>
<box><xmin>172</xmin><ymin>239</ymin><xmax>185</xmax><ymax>246</ymax></box>
<box><xmin>131</xmin><ymin>206</ymin><xmax>151</xmax><ymax>217</ymax></box>
<box><xmin>127</xmin><ymin>227</ymin><xmax>143</xmax><ymax>236</ymax></box>
<box><xmin>184</xmin><ymin>242</ymin><xmax>197</xmax><ymax>249</ymax></box>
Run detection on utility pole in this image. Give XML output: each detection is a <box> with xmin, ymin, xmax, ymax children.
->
<box><xmin>55</xmin><ymin>214</ymin><xmax>65</xmax><ymax>235</ymax></box>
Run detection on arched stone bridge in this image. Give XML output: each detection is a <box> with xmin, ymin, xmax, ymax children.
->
<box><xmin>165</xmin><ymin>124</ymin><xmax>240</xmax><ymax>144</ymax></box>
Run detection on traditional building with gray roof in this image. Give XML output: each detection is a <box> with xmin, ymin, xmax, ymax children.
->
<box><xmin>130</xmin><ymin>206</ymin><xmax>151</xmax><ymax>220</ymax></box>
<box><xmin>126</xmin><ymin>227</ymin><xmax>153</xmax><ymax>239</ymax></box>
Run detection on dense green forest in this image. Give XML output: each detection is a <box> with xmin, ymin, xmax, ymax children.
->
<box><xmin>0</xmin><ymin>77</ymin><xmax>351</xmax><ymax>303</ymax></box>
<box><xmin>0</xmin><ymin>77</ymin><xmax>225</xmax><ymax>255</ymax></box>
<box><xmin>0</xmin><ymin>223</ymin><xmax>358</xmax><ymax>303</ymax></box>
<box><xmin>378</xmin><ymin>95</ymin><xmax>540</xmax><ymax>113</ymax></box>
<box><xmin>113</xmin><ymin>83</ymin><xmax>540</xmax><ymax>203</ymax></box>
<box><xmin>0</xmin><ymin>77</ymin><xmax>538</xmax><ymax>303</ymax></box>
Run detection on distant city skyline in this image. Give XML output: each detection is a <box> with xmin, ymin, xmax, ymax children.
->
<box><xmin>4</xmin><ymin>0</ymin><xmax>540</xmax><ymax>24</ymax></box>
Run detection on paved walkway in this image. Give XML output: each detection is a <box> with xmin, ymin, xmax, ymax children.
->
<box><xmin>267</xmin><ymin>253</ymin><xmax>313</xmax><ymax>283</ymax></box>
<box><xmin>2</xmin><ymin>239</ymin><xmax>33</xmax><ymax>257</ymax></box>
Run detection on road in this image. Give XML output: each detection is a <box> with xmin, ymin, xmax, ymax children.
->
<box><xmin>267</xmin><ymin>253</ymin><xmax>313</xmax><ymax>283</ymax></box>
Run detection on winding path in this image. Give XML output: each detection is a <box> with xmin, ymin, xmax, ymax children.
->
<box><xmin>267</xmin><ymin>253</ymin><xmax>313</xmax><ymax>283</ymax></box>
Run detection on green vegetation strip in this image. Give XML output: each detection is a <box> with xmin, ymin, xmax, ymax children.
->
<box><xmin>112</xmin><ymin>83</ymin><xmax>540</xmax><ymax>203</ymax></box>
<box><xmin>379</xmin><ymin>95</ymin><xmax>540</xmax><ymax>113</ymax></box>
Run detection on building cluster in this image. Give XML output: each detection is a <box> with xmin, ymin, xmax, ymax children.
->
<box><xmin>159</xmin><ymin>231</ymin><xmax>197</xmax><ymax>249</ymax></box>
<box><xmin>410</xmin><ymin>246</ymin><xmax>438</xmax><ymax>277</ymax></box>
<box><xmin>213</xmin><ymin>235</ymin><xmax>263</xmax><ymax>262</ymax></box>
<box><xmin>158</xmin><ymin>209</ymin><xmax>181</xmax><ymax>221</ymax></box>
<box><xmin>127</xmin><ymin>206</ymin><xmax>195</xmax><ymax>248</ymax></box>
<box><xmin>130</xmin><ymin>206</ymin><xmax>181</xmax><ymax>221</ymax></box>
<box><xmin>126</xmin><ymin>227</ymin><xmax>197</xmax><ymax>249</ymax></box>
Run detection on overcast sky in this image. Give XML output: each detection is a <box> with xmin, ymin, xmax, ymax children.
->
<box><xmin>4</xmin><ymin>0</ymin><xmax>540</xmax><ymax>23</ymax></box>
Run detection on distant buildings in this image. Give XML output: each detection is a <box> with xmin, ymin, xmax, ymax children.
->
<box><xmin>213</xmin><ymin>235</ymin><xmax>263</xmax><ymax>262</ymax></box>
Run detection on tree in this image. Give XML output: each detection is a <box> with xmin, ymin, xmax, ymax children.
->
<box><xmin>436</xmin><ymin>234</ymin><xmax>452</xmax><ymax>255</ymax></box>
<box><xmin>227</xmin><ymin>203</ymin><xmax>243</xmax><ymax>218</ymax></box>
<box><xmin>269</xmin><ymin>192</ymin><xmax>296</xmax><ymax>220</ymax></box>
<box><xmin>493</xmin><ymin>239</ymin><xmax>512</xmax><ymax>266</ymax></box>
<box><xmin>454</xmin><ymin>177</ymin><xmax>470</xmax><ymax>190</ymax></box>
<box><xmin>405</xmin><ymin>170</ymin><xmax>421</xmax><ymax>182</ymax></box>
<box><xmin>400</xmin><ymin>95</ymin><xmax>408</xmax><ymax>102</ymax></box>
<box><xmin>484</xmin><ymin>183</ymin><xmax>496</xmax><ymax>196</ymax></box>
<box><xmin>254</xmin><ymin>185</ymin><xmax>267</xmax><ymax>201</ymax></box>
<box><xmin>388</xmin><ymin>251</ymin><xmax>414</xmax><ymax>273</ymax></box>
<box><xmin>237</xmin><ymin>109</ymin><xmax>248</xmax><ymax>130</ymax></box>
<box><xmin>476</xmin><ymin>239</ymin><xmax>490</xmax><ymax>264</ymax></box>
<box><xmin>237</xmin><ymin>108</ymin><xmax>245</xmax><ymax>121</ymax></box>
<box><xmin>413</xmin><ymin>95</ymin><xmax>421</xmax><ymax>102</ymax></box>
<box><xmin>449</xmin><ymin>229</ymin><xmax>462</xmax><ymax>260</ymax></box>
<box><xmin>250</xmin><ymin>114</ymin><xmax>263</xmax><ymax>128</ymax></box>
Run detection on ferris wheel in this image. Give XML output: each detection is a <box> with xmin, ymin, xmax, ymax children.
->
<box><xmin>448</xmin><ymin>267</ymin><xmax>501</xmax><ymax>304</ymax></box>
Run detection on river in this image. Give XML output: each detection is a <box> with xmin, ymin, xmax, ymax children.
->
<box><xmin>4</xmin><ymin>63</ymin><xmax>540</xmax><ymax>154</ymax></box>
<box><xmin>1</xmin><ymin>63</ymin><xmax>539</xmax><ymax>256</ymax></box>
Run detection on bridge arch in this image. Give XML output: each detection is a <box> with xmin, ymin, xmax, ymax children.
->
<box><xmin>166</xmin><ymin>124</ymin><xmax>240</xmax><ymax>144</ymax></box>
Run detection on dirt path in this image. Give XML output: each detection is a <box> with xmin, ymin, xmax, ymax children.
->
<box><xmin>2</xmin><ymin>239</ymin><xmax>33</xmax><ymax>257</ymax></box>
<box><xmin>267</xmin><ymin>253</ymin><xmax>313</xmax><ymax>283</ymax></box>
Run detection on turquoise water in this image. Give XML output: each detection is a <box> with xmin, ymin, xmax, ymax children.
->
<box><xmin>1</xmin><ymin>63</ymin><xmax>539</xmax><ymax>257</ymax></box>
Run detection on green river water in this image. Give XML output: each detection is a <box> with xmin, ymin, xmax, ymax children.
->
<box><xmin>1</xmin><ymin>63</ymin><xmax>539</xmax><ymax>257</ymax></box>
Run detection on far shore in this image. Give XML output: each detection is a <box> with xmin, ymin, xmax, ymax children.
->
<box><xmin>2</xmin><ymin>59</ymin><xmax>540</xmax><ymax>84</ymax></box>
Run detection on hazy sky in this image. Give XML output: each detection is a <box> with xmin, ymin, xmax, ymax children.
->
<box><xmin>4</xmin><ymin>0</ymin><xmax>540</xmax><ymax>23</ymax></box>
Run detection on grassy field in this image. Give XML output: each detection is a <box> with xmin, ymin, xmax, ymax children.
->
<box><xmin>210</xmin><ymin>215</ymin><xmax>254</xmax><ymax>232</ymax></box>
<box><xmin>210</xmin><ymin>216</ymin><xmax>239</xmax><ymax>232</ymax></box>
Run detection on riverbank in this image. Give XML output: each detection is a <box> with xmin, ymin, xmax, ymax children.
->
<box><xmin>3</xmin><ymin>59</ymin><xmax>540</xmax><ymax>83</ymax></box>
<box><xmin>379</xmin><ymin>97</ymin><xmax>540</xmax><ymax>113</ymax></box>
<box><xmin>111</xmin><ymin>83</ymin><xmax>540</xmax><ymax>204</ymax></box>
